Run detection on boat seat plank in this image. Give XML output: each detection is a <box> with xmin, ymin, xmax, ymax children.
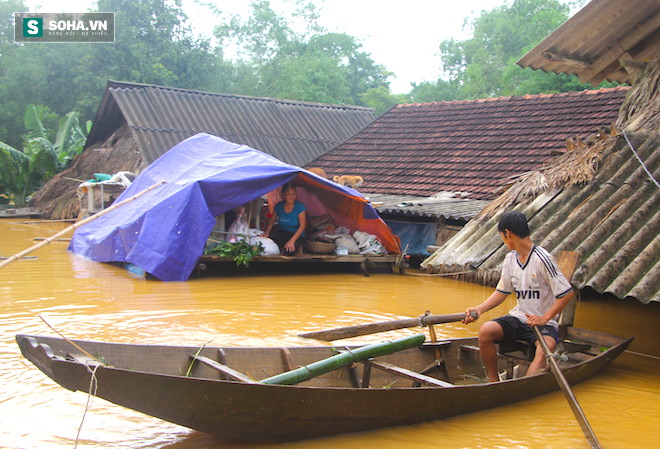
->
<box><xmin>460</xmin><ymin>344</ymin><xmax>481</xmax><ymax>353</ymax></box>
<box><xmin>421</xmin><ymin>341</ymin><xmax>451</xmax><ymax>349</ymax></box>
<box><xmin>192</xmin><ymin>355</ymin><xmax>258</xmax><ymax>384</ymax></box>
<box><xmin>366</xmin><ymin>360</ymin><xmax>454</xmax><ymax>387</ymax></box>
<box><xmin>497</xmin><ymin>339</ymin><xmax>535</xmax><ymax>361</ymax></box>
<box><xmin>460</xmin><ymin>344</ymin><xmax>532</xmax><ymax>365</ymax></box>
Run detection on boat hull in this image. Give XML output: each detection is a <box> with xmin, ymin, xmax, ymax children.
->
<box><xmin>16</xmin><ymin>330</ymin><xmax>631</xmax><ymax>442</ymax></box>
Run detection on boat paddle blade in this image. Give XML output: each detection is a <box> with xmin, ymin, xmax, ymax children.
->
<box><xmin>533</xmin><ymin>326</ymin><xmax>602</xmax><ymax>449</ymax></box>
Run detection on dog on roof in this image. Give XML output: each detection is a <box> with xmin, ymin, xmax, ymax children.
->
<box><xmin>333</xmin><ymin>175</ymin><xmax>364</xmax><ymax>189</ymax></box>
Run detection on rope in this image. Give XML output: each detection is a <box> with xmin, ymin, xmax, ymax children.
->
<box><xmin>625</xmin><ymin>350</ymin><xmax>660</xmax><ymax>360</ymax></box>
<box><xmin>622</xmin><ymin>130</ymin><xmax>660</xmax><ymax>187</ymax></box>
<box><xmin>185</xmin><ymin>337</ymin><xmax>216</xmax><ymax>377</ymax></box>
<box><xmin>74</xmin><ymin>363</ymin><xmax>100</xmax><ymax>448</ymax></box>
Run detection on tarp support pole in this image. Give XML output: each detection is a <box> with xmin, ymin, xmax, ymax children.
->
<box><xmin>0</xmin><ymin>180</ymin><xmax>166</xmax><ymax>269</ymax></box>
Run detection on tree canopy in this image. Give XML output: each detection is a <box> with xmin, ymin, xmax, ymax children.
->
<box><xmin>212</xmin><ymin>1</ymin><xmax>391</xmax><ymax>105</ymax></box>
<box><xmin>409</xmin><ymin>0</ymin><xmax>613</xmax><ymax>103</ymax></box>
<box><xmin>0</xmin><ymin>0</ymin><xmax>620</xmax><ymax>184</ymax></box>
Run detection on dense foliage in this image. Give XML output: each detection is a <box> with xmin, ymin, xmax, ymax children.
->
<box><xmin>0</xmin><ymin>0</ymin><xmax>617</xmax><ymax>205</ymax></box>
<box><xmin>0</xmin><ymin>105</ymin><xmax>89</xmax><ymax>206</ymax></box>
<box><xmin>409</xmin><ymin>0</ymin><xmax>614</xmax><ymax>102</ymax></box>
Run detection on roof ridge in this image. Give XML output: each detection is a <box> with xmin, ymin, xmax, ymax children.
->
<box><xmin>397</xmin><ymin>86</ymin><xmax>630</xmax><ymax>108</ymax></box>
<box><xmin>106</xmin><ymin>80</ymin><xmax>375</xmax><ymax>112</ymax></box>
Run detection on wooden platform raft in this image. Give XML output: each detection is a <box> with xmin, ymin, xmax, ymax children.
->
<box><xmin>199</xmin><ymin>253</ymin><xmax>404</xmax><ymax>276</ymax></box>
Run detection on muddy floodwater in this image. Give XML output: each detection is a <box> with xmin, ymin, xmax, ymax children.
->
<box><xmin>1</xmin><ymin>219</ymin><xmax>658</xmax><ymax>449</ymax></box>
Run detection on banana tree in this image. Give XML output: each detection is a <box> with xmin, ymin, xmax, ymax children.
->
<box><xmin>24</xmin><ymin>105</ymin><xmax>88</xmax><ymax>171</ymax></box>
<box><xmin>0</xmin><ymin>139</ymin><xmax>57</xmax><ymax>207</ymax></box>
<box><xmin>0</xmin><ymin>105</ymin><xmax>89</xmax><ymax>207</ymax></box>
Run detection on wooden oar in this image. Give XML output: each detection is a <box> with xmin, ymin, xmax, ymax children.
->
<box><xmin>533</xmin><ymin>325</ymin><xmax>601</xmax><ymax>449</ymax></box>
<box><xmin>534</xmin><ymin>251</ymin><xmax>600</xmax><ymax>446</ymax></box>
<box><xmin>299</xmin><ymin>311</ymin><xmax>477</xmax><ymax>341</ymax></box>
<box><xmin>0</xmin><ymin>180</ymin><xmax>166</xmax><ymax>269</ymax></box>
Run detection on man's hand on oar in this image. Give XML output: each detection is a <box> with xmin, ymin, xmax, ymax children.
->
<box><xmin>462</xmin><ymin>308</ymin><xmax>480</xmax><ymax>324</ymax></box>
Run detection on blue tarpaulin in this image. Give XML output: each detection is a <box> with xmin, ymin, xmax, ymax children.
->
<box><xmin>69</xmin><ymin>133</ymin><xmax>399</xmax><ymax>280</ymax></box>
<box><xmin>385</xmin><ymin>220</ymin><xmax>437</xmax><ymax>256</ymax></box>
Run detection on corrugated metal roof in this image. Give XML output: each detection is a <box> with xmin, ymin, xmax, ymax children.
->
<box><xmin>517</xmin><ymin>0</ymin><xmax>660</xmax><ymax>85</ymax></box>
<box><xmin>86</xmin><ymin>80</ymin><xmax>376</xmax><ymax>167</ymax></box>
<box><xmin>366</xmin><ymin>193</ymin><xmax>490</xmax><ymax>222</ymax></box>
<box><xmin>421</xmin><ymin>127</ymin><xmax>659</xmax><ymax>304</ymax></box>
<box><xmin>310</xmin><ymin>88</ymin><xmax>628</xmax><ymax>200</ymax></box>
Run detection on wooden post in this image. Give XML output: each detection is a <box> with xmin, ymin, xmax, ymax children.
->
<box><xmin>556</xmin><ymin>251</ymin><xmax>580</xmax><ymax>329</ymax></box>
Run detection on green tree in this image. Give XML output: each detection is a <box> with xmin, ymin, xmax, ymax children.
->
<box><xmin>409</xmin><ymin>79</ymin><xmax>463</xmax><ymax>103</ymax></box>
<box><xmin>441</xmin><ymin>0</ymin><xmax>571</xmax><ymax>99</ymax></box>
<box><xmin>0</xmin><ymin>0</ymin><xmax>31</xmax><ymax>148</ymax></box>
<box><xmin>0</xmin><ymin>0</ymin><xmax>223</xmax><ymax>147</ymax></box>
<box><xmin>360</xmin><ymin>86</ymin><xmax>409</xmax><ymax>115</ymax></box>
<box><xmin>0</xmin><ymin>105</ymin><xmax>88</xmax><ymax>207</ymax></box>
<box><xmin>213</xmin><ymin>1</ymin><xmax>391</xmax><ymax>105</ymax></box>
<box><xmin>414</xmin><ymin>0</ymin><xmax>616</xmax><ymax>102</ymax></box>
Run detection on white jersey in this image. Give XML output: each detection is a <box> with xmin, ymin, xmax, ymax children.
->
<box><xmin>496</xmin><ymin>245</ymin><xmax>573</xmax><ymax>329</ymax></box>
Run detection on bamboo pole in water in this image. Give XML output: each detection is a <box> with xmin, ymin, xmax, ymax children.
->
<box><xmin>0</xmin><ymin>180</ymin><xmax>166</xmax><ymax>269</ymax></box>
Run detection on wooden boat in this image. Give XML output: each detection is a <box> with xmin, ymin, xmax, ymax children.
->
<box><xmin>16</xmin><ymin>328</ymin><xmax>631</xmax><ymax>442</ymax></box>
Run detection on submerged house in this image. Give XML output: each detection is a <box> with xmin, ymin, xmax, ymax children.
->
<box><xmin>69</xmin><ymin>134</ymin><xmax>401</xmax><ymax>281</ymax></box>
<box><xmin>30</xmin><ymin>81</ymin><xmax>376</xmax><ymax>219</ymax></box>
<box><xmin>309</xmin><ymin>87</ymin><xmax>628</xmax><ymax>255</ymax></box>
<box><xmin>422</xmin><ymin>0</ymin><xmax>659</xmax><ymax>304</ymax></box>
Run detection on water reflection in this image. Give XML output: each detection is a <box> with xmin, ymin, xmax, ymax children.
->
<box><xmin>0</xmin><ymin>219</ymin><xmax>658</xmax><ymax>449</ymax></box>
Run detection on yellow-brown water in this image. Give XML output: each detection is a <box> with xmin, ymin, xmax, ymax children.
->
<box><xmin>1</xmin><ymin>219</ymin><xmax>658</xmax><ymax>449</ymax></box>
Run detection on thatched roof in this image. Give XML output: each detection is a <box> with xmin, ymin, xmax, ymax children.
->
<box><xmin>421</xmin><ymin>60</ymin><xmax>659</xmax><ymax>304</ymax></box>
<box><xmin>30</xmin><ymin>124</ymin><xmax>143</xmax><ymax>219</ymax></box>
<box><xmin>478</xmin><ymin>125</ymin><xmax>619</xmax><ymax>219</ymax></box>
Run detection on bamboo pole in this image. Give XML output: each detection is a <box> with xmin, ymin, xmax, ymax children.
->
<box><xmin>0</xmin><ymin>180</ymin><xmax>166</xmax><ymax>269</ymax></box>
<box><xmin>261</xmin><ymin>334</ymin><xmax>426</xmax><ymax>385</ymax></box>
<box><xmin>39</xmin><ymin>315</ymin><xmax>107</xmax><ymax>366</ymax></box>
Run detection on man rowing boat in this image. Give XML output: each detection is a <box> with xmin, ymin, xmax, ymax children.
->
<box><xmin>463</xmin><ymin>211</ymin><xmax>574</xmax><ymax>382</ymax></box>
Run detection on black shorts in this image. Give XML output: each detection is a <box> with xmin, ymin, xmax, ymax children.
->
<box><xmin>493</xmin><ymin>315</ymin><xmax>559</xmax><ymax>345</ymax></box>
<box><xmin>269</xmin><ymin>227</ymin><xmax>303</xmax><ymax>256</ymax></box>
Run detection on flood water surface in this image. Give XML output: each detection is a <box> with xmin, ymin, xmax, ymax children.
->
<box><xmin>1</xmin><ymin>220</ymin><xmax>658</xmax><ymax>448</ymax></box>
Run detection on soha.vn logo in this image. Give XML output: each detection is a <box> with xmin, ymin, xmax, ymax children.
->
<box><xmin>22</xmin><ymin>18</ymin><xmax>43</xmax><ymax>37</ymax></box>
<box><xmin>23</xmin><ymin>17</ymin><xmax>109</xmax><ymax>35</ymax></box>
<box><xmin>16</xmin><ymin>13</ymin><xmax>114</xmax><ymax>43</ymax></box>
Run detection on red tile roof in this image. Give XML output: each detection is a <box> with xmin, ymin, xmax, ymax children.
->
<box><xmin>310</xmin><ymin>87</ymin><xmax>630</xmax><ymax>199</ymax></box>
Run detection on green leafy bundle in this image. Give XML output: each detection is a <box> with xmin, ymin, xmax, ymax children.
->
<box><xmin>204</xmin><ymin>241</ymin><xmax>264</xmax><ymax>268</ymax></box>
